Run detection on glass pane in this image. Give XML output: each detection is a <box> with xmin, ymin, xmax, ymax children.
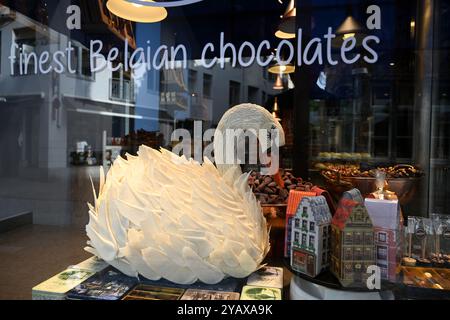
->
<box><xmin>0</xmin><ymin>0</ymin><xmax>448</xmax><ymax>300</ymax></box>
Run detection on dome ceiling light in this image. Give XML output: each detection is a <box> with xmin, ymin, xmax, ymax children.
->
<box><xmin>107</xmin><ymin>0</ymin><xmax>168</xmax><ymax>23</ymax></box>
<box><xmin>268</xmin><ymin>62</ymin><xmax>295</xmax><ymax>75</ymax></box>
<box><xmin>106</xmin><ymin>0</ymin><xmax>205</xmax><ymax>23</ymax></box>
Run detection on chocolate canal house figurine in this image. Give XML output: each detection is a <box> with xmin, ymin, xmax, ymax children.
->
<box><xmin>284</xmin><ymin>190</ymin><xmax>316</xmax><ymax>258</ymax></box>
<box><xmin>330</xmin><ymin>189</ymin><xmax>376</xmax><ymax>287</ymax></box>
<box><xmin>290</xmin><ymin>196</ymin><xmax>332</xmax><ymax>277</ymax></box>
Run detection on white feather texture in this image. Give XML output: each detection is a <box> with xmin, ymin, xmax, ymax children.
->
<box><xmin>85</xmin><ymin>104</ymin><xmax>284</xmax><ymax>284</ymax></box>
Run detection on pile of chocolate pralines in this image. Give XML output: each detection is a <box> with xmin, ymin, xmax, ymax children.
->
<box><xmin>318</xmin><ymin>163</ymin><xmax>423</xmax><ymax>179</ymax></box>
<box><xmin>248</xmin><ymin>170</ymin><xmax>313</xmax><ymax>205</ymax></box>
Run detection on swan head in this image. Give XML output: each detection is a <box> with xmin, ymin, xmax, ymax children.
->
<box><xmin>214</xmin><ymin>104</ymin><xmax>285</xmax><ymax>174</ymax></box>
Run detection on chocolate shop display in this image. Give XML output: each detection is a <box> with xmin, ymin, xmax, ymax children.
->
<box><xmin>284</xmin><ymin>181</ymin><xmax>450</xmax><ymax>297</ymax></box>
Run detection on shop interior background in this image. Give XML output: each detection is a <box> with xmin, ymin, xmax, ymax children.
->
<box><xmin>0</xmin><ymin>0</ymin><xmax>449</xmax><ymax>299</ymax></box>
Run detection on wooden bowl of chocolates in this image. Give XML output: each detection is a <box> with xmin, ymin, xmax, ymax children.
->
<box><xmin>248</xmin><ymin>169</ymin><xmax>313</xmax><ymax>218</ymax></box>
<box><xmin>319</xmin><ymin>164</ymin><xmax>423</xmax><ymax>206</ymax></box>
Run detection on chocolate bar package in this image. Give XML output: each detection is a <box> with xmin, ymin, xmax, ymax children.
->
<box><xmin>32</xmin><ymin>269</ymin><xmax>95</xmax><ymax>300</ymax></box>
<box><xmin>66</xmin><ymin>267</ymin><xmax>138</xmax><ymax>300</ymax></box>
<box><xmin>139</xmin><ymin>276</ymin><xmax>244</xmax><ymax>293</ymax></box>
<box><xmin>240</xmin><ymin>285</ymin><xmax>282</xmax><ymax>300</ymax></box>
<box><xmin>246</xmin><ymin>266</ymin><xmax>283</xmax><ymax>289</ymax></box>
<box><xmin>122</xmin><ymin>284</ymin><xmax>185</xmax><ymax>300</ymax></box>
<box><xmin>431</xmin><ymin>214</ymin><xmax>450</xmax><ymax>268</ymax></box>
<box><xmin>181</xmin><ymin>289</ymin><xmax>240</xmax><ymax>300</ymax></box>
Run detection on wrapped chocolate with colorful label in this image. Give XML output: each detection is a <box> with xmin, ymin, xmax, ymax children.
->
<box><xmin>431</xmin><ymin>214</ymin><xmax>450</xmax><ymax>268</ymax></box>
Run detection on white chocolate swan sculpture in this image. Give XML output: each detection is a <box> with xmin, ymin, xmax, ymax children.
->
<box><xmin>85</xmin><ymin>104</ymin><xmax>285</xmax><ymax>284</ymax></box>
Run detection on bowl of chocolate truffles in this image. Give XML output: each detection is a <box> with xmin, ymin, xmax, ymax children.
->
<box><xmin>248</xmin><ymin>169</ymin><xmax>313</xmax><ymax>218</ymax></box>
<box><xmin>317</xmin><ymin>163</ymin><xmax>423</xmax><ymax>206</ymax></box>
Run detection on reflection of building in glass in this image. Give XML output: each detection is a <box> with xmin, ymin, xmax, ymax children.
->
<box><xmin>0</xmin><ymin>5</ymin><xmax>151</xmax><ymax>225</ymax></box>
<box><xmin>159</xmin><ymin>59</ymin><xmax>280</xmax><ymax>142</ymax></box>
<box><xmin>0</xmin><ymin>3</ymin><xmax>283</xmax><ymax>226</ymax></box>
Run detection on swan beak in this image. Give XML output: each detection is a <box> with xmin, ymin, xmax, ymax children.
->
<box><xmin>273</xmin><ymin>170</ymin><xmax>285</xmax><ymax>189</ymax></box>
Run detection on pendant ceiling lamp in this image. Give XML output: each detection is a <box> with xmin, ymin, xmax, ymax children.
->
<box><xmin>107</xmin><ymin>0</ymin><xmax>168</xmax><ymax>23</ymax></box>
<box><xmin>278</xmin><ymin>0</ymin><xmax>296</xmax><ymax>34</ymax></box>
<box><xmin>268</xmin><ymin>62</ymin><xmax>295</xmax><ymax>75</ymax></box>
<box><xmin>336</xmin><ymin>15</ymin><xmax>362</xmax><ymax>40</ymax></box>
<box><xmin>273</xmin><ymin>74</ymin><xmax>284</xmax><ymax>90</ymax></box>
<box><xmin>275</xmin><ymin>29</ymin><xmax>296</xmax><ymax>40</ymax></box>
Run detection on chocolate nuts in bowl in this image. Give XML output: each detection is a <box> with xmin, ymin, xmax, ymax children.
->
<box><xmin>319</xmin><ymin>164</ymin><xmax>424</xmax><ymax>206</ymax></box>
<box><xmin>248</xmin><ymin>170</ymin><xmax>313</xmax><ymax>218</ymax></box>
<box><xmin>345</xmin><ymin>176</ymin><xmax>422</xmax><ymax>206</ymax></box>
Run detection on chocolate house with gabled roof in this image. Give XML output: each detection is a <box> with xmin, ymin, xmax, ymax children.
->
<box><xmin>284</xmin><ymin>190</ymin><xmax>316</xmax><ymax>258</ymax></box>
<box><xmin>290</xmin><ymin>196</ymin><xmax>332</xmax><ymax>277</ymax></box>
<box><xmin>330</xmin><ymin>189</ymin><xmax>376</xmax><ymax>287</ymax></box>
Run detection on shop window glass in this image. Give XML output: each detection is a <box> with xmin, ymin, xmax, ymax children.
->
<box><xmin>0</xmin><ymin>0</ymin><xmax>449</xmax><ymax>300</ymax></box>
<box><xmin>13</xmin><ymin>27</ymin><xmax>36</xmax><ymax>75</ymax></box>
